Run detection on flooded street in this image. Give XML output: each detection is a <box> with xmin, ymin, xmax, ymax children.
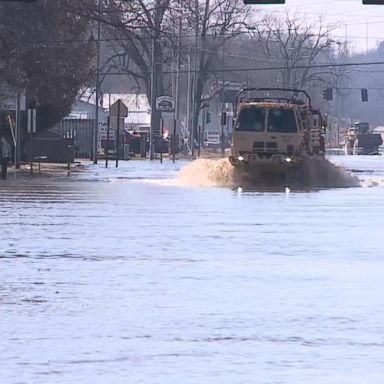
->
<box><xmin>1</xmin><ymin>156</ymin><xmax>384</xmax><ymax>384</ymax></box>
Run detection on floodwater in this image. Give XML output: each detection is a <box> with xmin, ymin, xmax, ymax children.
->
<box><xmin>1</xmin><ymin>155</ymin><xmax>384</xmax><ymax>384</ymax></box>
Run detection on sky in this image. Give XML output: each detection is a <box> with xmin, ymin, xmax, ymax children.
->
<box><xmin>253</xmin><ymin>0</ymin><xmax>384</xmax><ymax>54</ymax></box>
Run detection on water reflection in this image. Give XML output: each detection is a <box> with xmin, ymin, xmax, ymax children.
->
<box><xmin>1</xmin><ymin>157</ymin><xmax>384</xmax><ymax>383</ymax></box>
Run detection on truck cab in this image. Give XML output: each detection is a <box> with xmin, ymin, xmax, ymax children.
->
<box><xmin>229</xmin><ymin>88</ymin><xmax>323</xmax><ymax>171</ymax></box>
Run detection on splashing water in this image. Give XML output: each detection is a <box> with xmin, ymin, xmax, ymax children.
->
<box><xmin>178</xmin><ymin>157</ymin><xmax>360</xmax><ymax>189</ymax></box>
<box><xmin>292</xmin><ymin>157</ymin><xmax>360</xmax><ymax>188</ymax></box>
<box><xmin>359</xmin><ymin>178</ymin><xmax>384</xmax><ymax>188</ymax></box>
<box><xmin>178</xmin><ymin>158</ymin><xmax>234</xmax><ymax>187</ymax></box>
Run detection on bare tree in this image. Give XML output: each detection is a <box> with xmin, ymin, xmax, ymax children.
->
<box><xmin>170</xmin><ymin>0</ymin><xmax>249</xmax><ymax>146</ymax></box>
<box><xmin>89</xmin><ymin>0</ymin><xmax>249</xmax><ymax>144</ymax></box>
<box><xmin>90</xmin><ymin>0</ymin><xmax>172</xmax><ymax>135</ymax></box>
<box><xmin>252</xmin><ymin>13</ymin><xmax>336</xmax><ymax>90</ymax></box>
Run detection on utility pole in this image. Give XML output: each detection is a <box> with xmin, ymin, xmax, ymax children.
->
<box><xmin>221</xmin><ymin>32</ymin><xmax>226</xmax><ymax>156</ymax></box>
<box><xmin>173</xmin><ymin>18</ymin><xmax>182</xmax><ymax>164</ymax></box>
<box><xmin>93</xmin><ymin>0</ymin><xmax>101</xmax><ymax>164</ymax></box>
<box><xmin>150</xmin><ymin>34</ymin><xmax>156</xmax><ymax>160</ymax></box>
<box><xmin>175</xmin><ymin>18</ymin><xmax>181</xmax><ymax>123</ymax></box>
<box><xmin>186</xmin><ymin>43</ymin><xmax>192</xmax><ymax>154</ymax></box>
<box><xmin>150</xmin><ymin>0</ymin><xmax>160</xmax><ymax>160</ymax></box>
<box><xmin>191</xmin><ymin>0</ymin><xmax>199</xmax><ymax>159</ymax></box>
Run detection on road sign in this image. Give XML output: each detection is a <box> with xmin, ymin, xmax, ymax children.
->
<box><xmin>156</xmin><ymin>96</ymin><xmax>175</xmax><ymax>112</ymax></box>
<box><xmin>109</xmin><ymin>99</ymin><xmax>127</xmax><ymax>168</ymax></box>
<box><xmin>110</xmin><ymin>99</ymin><xmax>128</xmax><ymax>117</ymax></box>
<box><xmin>27</xmin><ymin>108</ymin><xmax>36</xmax><ymax>133</ymax></box>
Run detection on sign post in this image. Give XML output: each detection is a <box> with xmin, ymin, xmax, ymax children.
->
<box><xmin>110</xmin><ymin>99</ymin><xmax>128</xmax><ymax>168</ymax></box>
<box><xmin>220</xmin><ymin>111</ymin><xmax>227</xmax><ymax>156</ymax></box>
<box><xmin>105</xmin><ymin>116</ymin><xmax>110</xmax><ymax>168</ymax></box>
<box><xmin>27</xmin><ymin>108</ymin><xmax>36</xmax><ymax>175</ymax></box>
<box><xmin>172</xmin><ymin>118</ymin><xmax>176</xmax><ymax>163</ymax></box>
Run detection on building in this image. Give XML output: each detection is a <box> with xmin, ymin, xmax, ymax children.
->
<box><xmin>101</xmin><ymin>93</ymin><xmax>151</xmax><ymax>133</ymax></box>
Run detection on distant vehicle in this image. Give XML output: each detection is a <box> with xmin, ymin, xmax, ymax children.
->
<box><xmin>345</xmin><ymin>122</ymin><xmax>383</xmax><ymax>155</ymax></box>
<box><xmin>204</xmin><ymin>131</ymin><xmax>221</xmax><ymax>149</ymax></box>
<box><xmin>228</xmin><ymin>87</ymin><xmax>326</xmax><ymax>181</ymax></box>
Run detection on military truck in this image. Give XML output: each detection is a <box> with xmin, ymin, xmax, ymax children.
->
<box><xmin>228</xmin><ymin>87</ymin><xmax>326</xmax><ymax>182</ymax></box>
<box><xmin>344</xmin><ymin>121</ymin><xmax>382</xmax><ymax>155</ymax></box>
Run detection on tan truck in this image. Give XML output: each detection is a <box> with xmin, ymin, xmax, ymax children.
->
<box><xmin>229</xmin><ymin>88</ymin><xmax>326</xmax><ymax>181</ymax></box>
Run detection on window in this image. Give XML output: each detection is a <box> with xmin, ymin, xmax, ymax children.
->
<box><xmin>267</xmin><ymin>109</ymin><xmax>297</xmax><ymax>133</ymax></box>
<box><xmin>235</xmin><ymin>107</ymin><xmax>266</xmax><ymax>132</ymax></box>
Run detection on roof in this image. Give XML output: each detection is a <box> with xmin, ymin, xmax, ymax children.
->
<box><xmin>102</xmin><ymin>94</ymin><xmax>150</xmax><ymax>126</ymax></box>
<box><xmin>101</xmin><ymin>94</ymin><xmax>150</xmax><ymax>112</ymax></box>
<box><xmin>78</xmin><ymin>91</ymin><xmax>151</xmax><ymax>125</ymax></box>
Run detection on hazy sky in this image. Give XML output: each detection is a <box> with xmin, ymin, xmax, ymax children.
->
<box><xmin>253</xmin><ymin>0</ymin><xmax>384</xmax><ymax>53</ymax></box>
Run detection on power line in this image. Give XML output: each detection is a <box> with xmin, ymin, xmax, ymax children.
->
<box><xmin>100</xmin><ymin>59</ymin><xmax>384</xmax><ymax>76</ymax></box>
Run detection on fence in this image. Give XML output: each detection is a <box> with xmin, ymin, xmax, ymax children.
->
<box><xmin>51</xmin><ymin>118</ymin><xmax>94</xmax><ymax>159</ymax></box>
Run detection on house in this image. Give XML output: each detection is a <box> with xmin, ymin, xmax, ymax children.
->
<box><xmin>68</xmin><ymin>99</ymin><xmax>108</xmax><ymax>124</ymax></box>
<box><xmin>51</xmin><ymin>98</ymin><xmax>108</xmax><ymax>158</ymax></box>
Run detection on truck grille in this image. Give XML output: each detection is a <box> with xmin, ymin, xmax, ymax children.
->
<box><xmin>266</xmin><ymin>142</ymin><xmax>278</xmax><ymax>152</ymax></box>
<box><xmin>252</xmin><ymin>141</ymin><xmax>278</xmax><ymax>153</ymax></box>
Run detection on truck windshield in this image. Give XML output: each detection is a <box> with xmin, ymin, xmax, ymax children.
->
<box><xmin>235</xmin><ymin>107</ymin><xmax>266</xmax><ymax>132</ymax></box>
<box><xmin>267</xmin><ymin>109</ymin><xmax>297</xmax><ymax>133</ymax></box>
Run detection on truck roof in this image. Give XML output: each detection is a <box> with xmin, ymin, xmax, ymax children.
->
<box><xmin>239</xmin><ymin>101</ymin><xmax>297</xmax><ymax>109</ymax></box>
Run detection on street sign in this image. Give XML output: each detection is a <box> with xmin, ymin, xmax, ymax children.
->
<box><xmin>110</xmin><ymin>99</ymin><xmax>128</xmax><ymax>117</ymax></box>
<box><xmin>0</xmin><ymin>93</ymin><xmax>26</xmax><ymax>111</ymax></box>
<box><xmin>27</xmin><ymin>108</ymin><xmax>36</xmax><ymax>133</ymax></box>
<box><xmin>156</xmin><ymin>96</ymin><xmax>175</xmax><ymax>112</ymax></box>
<box><xmin>0</xmin><ymin>99</ymin><xmax>16</xmax><ymax>110</ymax></box>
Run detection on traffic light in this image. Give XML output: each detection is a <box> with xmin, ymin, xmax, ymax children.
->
<box><xmin>322</xmin><ymin>88</ymin><xmax>333</xmax><ymax>101</ymax></box>
<box><xmin>363</xmin><ymin>1</ymin><xmax>384</xmax><ymax>4</ymax></box>
<box><xmin>361</xmin><ymin>88</ymin><xmax>368</xmax><ymax>102</ymax></box>
<box><xmin>244</xmin><ymin>0</ymin><xmax>285</xmax><ymax>4</ymax></box>
<box><xmin>221</xmin><ymin>112</ymin><xmax>227</xmax><ymax>126</ymax></box>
